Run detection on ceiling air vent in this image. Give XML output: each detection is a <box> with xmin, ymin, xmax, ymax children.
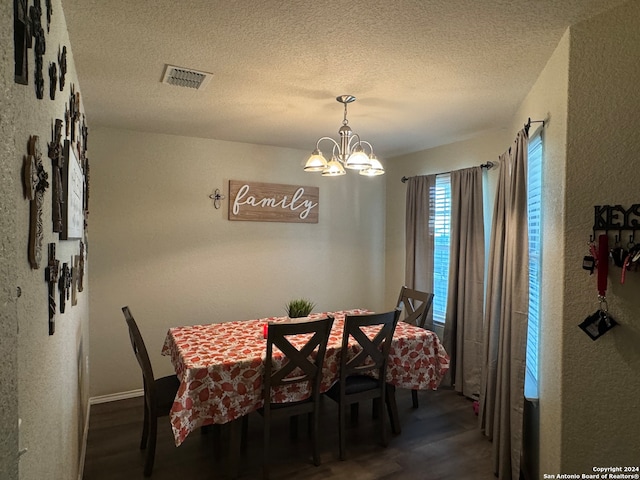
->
<box><xmin>161</xmin><ymin>64</ymin><xmax>213</xmax><ymax>90</ymax></box>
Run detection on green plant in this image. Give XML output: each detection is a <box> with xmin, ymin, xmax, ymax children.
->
<box><xmin>285</xmin><ymin>298</ymin><xmax>315</xmax><ymax>318</ymax></box>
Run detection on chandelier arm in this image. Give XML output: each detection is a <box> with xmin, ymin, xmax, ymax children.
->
<box><xmin>357</xmin><ymin>140</ymin><xmax>374</xmax><ymax>155</ymax></box>
<box><xmin>315</xmin><ymin>136</ymin><xmax>341</xmax><ymax>152</ymax></box>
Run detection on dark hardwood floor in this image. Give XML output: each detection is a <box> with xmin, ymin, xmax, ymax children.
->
<box><xmin>82</xmin><ymin>387</ymin><xmax>496</xmax><ymax>480</ymax></box>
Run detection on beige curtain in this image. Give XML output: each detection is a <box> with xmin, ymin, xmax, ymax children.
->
<box><xmin>405</xmin><ymin>175</ymin><xmax>436</xmax><ymax>327</ymax></box>
<box><xmin>442</xmin><ymin>167</ymin><xmax>485</xmax><ymax>397</ymax></box>
<box><xmin>479</xmin><ymin>129</ymin><xmax>530</xmax><ymax>480</ymax></box>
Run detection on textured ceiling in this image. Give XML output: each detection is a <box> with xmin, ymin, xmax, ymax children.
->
<box><xmin>61</xmin><ymin>0</ymin><xmax>623</xmax><ymax>159</ymax></box>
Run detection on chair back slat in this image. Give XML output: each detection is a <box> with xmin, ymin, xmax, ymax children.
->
<box><xmin>396</xmin><ymin>286</ymin><xmax>435</xmax><ymax>328</ymax></box>
<box><xmin>340</xmin><ymin>308</ymin><xmax>401</xmax><ymax>380</ymax></box>
<box><xmin>264</xmin><ymin>317</ymin><xmax>334</xmax><ymax>401</ymax></box>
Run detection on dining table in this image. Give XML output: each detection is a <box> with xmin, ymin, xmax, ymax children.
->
<box><xmin>161</xmin><ymin>309</ymin><xmax>450</xmax><ymax>452</ymax></box>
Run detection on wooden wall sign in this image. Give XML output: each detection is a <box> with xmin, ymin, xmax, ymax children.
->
<box><xmin>23</xmin><ymin>135</ymin><xmax>49</xmax><ymax>269</ymax></box>
<box><xmin>228</xmin><ymin>180</ymin><xmax>319</xmax><ymax>223</ymax></box>
<box><xmin>60</xmin><ymin>140</ymin><xmax>84</xmax><ymax>239</ymax></box>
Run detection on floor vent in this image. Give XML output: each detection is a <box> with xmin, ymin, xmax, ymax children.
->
<box><xmin>161</xmin><ymin>64</ymin><xmax>212</xmax><ymax>90</ymax></box>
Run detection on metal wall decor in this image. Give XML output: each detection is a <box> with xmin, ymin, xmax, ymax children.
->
<box><xmin>58</xmin><ymin>46</ymin><xmax>67</xmax><ymax>91</ymax></box>
<box><xmin>68</xmin><ymin>84</ymin><xmax>80</xmax><ymax>141</ymax></box>
<box><xmin>30</xmin><ymin>0</ymin><xmax>46</xmax><ymax>99</ymax></box>
<box><xmin>48</xmin><ymin>61</ymin><xmax>57</xmax><ymax>99</ymax></box>
<box><xmin>45</xmin><ymin>243</ymin><xmax>59</xmax><ymax>335</ymax></box>
<box><xmin>22</xmin><ymin>135</ymin><xmax>49</xmax><ymax>269</ymax></box>
<box><xmin>45</xmin><ymin>0</ymin><xmax>51</xmax><ymax>32</ymax></box>
<box><xmin>48</xmin><ymin>119</ymin><xmax>64</xmax><ymax>232</ymax></box>
<box><xmin>77</xmin><ymin>241</ymin><xmax>85</xmax><ymax>293</ymax></box>
<box><xmin>14</xmin><ymin>0</ymin><xmax>30</xmax><ymax>84</ymax></box>
<box><xmin>209</xmin><ymin>188</ymin><xmax>225</xmax><ymax>209</ymax></box>
<box><xmin>592</xmin><ymin>204</ymin><xmax>640</xmax><ymax>236</ymax></box>
<box><xmin>58</xmin><ymin>262</ymin><xmax>71</xmax><ymax>313</ymax></box>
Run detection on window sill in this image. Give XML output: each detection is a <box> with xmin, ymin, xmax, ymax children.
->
<box><xmin>524</xmin><ymin>369</ymin><xmax>539</xmax><ymax>405</ymax></box>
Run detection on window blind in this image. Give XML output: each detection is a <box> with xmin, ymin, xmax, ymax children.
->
<box><xmin>526</xmin><ymin>133</ymin><xmax>543</xmax><ymax>396</ymax></box>
<box><xmin>432</xmin><ymin>173</ymin><xmax>451</xmax><ymax>324</ymax></box>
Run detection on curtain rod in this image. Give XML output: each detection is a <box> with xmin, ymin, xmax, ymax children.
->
<box><xmin>401</xmin><ymin>161</ymin><xmax>494</xmax><ymax>183</ymax></box>
<box><xmin>524</xmin><ymin>117</ymin><xmax>545</xmax><ymax>134</ymax></box>
<box><xmin>401</xmin><ymin>117</ymin><xmax>546</xmax><ymax>183</ymax></box>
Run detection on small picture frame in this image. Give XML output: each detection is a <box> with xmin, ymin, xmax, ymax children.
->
<box><xmin>578</xmin><ymin>310</ymin><xmax>618</xmax><ymax>341</ymax></box>
<box><xmin>60</xmin><ymin>140</ymin><xmax>84</xmax><ymax>240</ymax></box>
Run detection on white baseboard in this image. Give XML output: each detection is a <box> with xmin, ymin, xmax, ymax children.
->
<box><xmin>89</xmin><ymin>389</ymin><xmax>143</xmax><ymax>405</ymax></box>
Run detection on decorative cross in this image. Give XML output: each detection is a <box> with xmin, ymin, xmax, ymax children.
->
<box><xmin>48</xmin><ymin>119</ymin><xmax>64</xmax><ymax>232</ymax></box>
<box><xmin>48</xmin><ymin>61</ymin><xmax>57</xmax><ymax>100</ymax></box>
<box><xmin>58</xmin><ymin>46</ymin><xmax>67</xmax><ymax>91</ymax></box>
<box><xmin>77</xmin><ymin>241</ymin><xmax>85</xmax><ymax>293</ymax></box>
<box><xmin>23</xmin><ymin>135</ymin><xmax>49</xmax><ymax>269</ymax></box>
<box><xmin>30</xmin><ymin>0</ymin><xmax>46</xmax><ymax>99</ymax></box>
<box><xmin>45</xmin><ymin>243</ymin><xmax>60</xmax><ymax>335</ymax></box>
<box><xmin>58</xmin><ymin>262</ymin><xmax>71</xmax><ymax>313</ymax></box>
<box><xmin>13</xmin><ymin>0</ymin><xmax>30</xmax><ymax>85</ymax></box>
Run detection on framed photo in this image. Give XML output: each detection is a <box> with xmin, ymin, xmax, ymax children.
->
<box><xmin>60</xmin><ymin>140</ymin><xmax>84</xmax><ymax>240</ymax></box>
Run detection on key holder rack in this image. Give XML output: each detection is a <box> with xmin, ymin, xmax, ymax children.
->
<box><xmin>591</xmin><ymin>204</ymin><xmax>640</xmax><ymax>241</ymax></box>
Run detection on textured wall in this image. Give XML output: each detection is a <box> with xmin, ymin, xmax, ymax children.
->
<box><xmin>88</xmin><ymin>127</ymin><xmax>386</xmax><ymax>397</ymax></box>
<box><xmin>1</xmin><ymin>0</ymin><xmax>19</xmax><ymax>478</ymax></box>
<box><xmin>561</xmin><ymin>0</ymin><xmax>640</xmax><ymax>471</ymax></box>
<box><xmin>511</xmin><ymin>28</ymin><xmax>570</xmax><ymax>474</ymax></box>
<box><xmin>1</xmin><ymin>1</ymin><xmax>91</xmax><ymax>479</ymax></box>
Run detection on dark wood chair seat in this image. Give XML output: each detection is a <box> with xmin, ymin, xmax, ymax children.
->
<box><xmin>122</xmin><ymin>306</ymin><xmax>180</xmax><ymax>477</ymax></box>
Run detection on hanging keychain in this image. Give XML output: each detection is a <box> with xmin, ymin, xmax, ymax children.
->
<box><xmin>579</xmin><ymin>234</ymin><xmax>618</xmax><ymax>340</ymax></box>
<box><xmin>582</xmin><ymin>236</ymin><xmax>598</xmax><ymax>274</ymax></box>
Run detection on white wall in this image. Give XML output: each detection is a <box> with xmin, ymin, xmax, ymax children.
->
<box><xmin>1</xmin><ymin>1</ymin><xmax>91</xmax><ymax>479</ymax></box>
<box><xmin>559</xmin><ymin>0</ymin><xmax>640</xmax><ymax>470</ymax></box>
<box><xmin>88</xmin><ymin>127</ymin><xmax>387</xmax><ymax>397</ymax></box>
<box><xmin>510</xmin><ymin>27</ymin><xmax>570</xmax><ymax>474</ymax></box>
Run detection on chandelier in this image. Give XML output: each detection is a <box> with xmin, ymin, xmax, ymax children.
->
<box><xmin>303</xmin><ymin>95</ymin><xmax>384</xmax><ymax>177</ymax></box>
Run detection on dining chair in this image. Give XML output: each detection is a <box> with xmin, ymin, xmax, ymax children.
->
<box><xmin>122</xmin><ymin>306</ymin><xmax>180</xmax><ymax>477</ymax></box>
<box><xmin>396</xmin><ymin>286</ymin><xmax>435</xmax><ymax>408</ymax></box>
<box><xmin>325</xmin><ymin>308</ymin><xmax>401</xmax><ymax>460</ymax></box>
<box><xmin>260</xmin><ymin>316</ymin><xmax>334</xmax><ymax>479</ymax></box>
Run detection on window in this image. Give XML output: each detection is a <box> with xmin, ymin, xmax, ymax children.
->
<box><xmin>432</xmin><ymin>173</ymin><xmax>451</xmax><ymax>324</ymax></box>
<box><xmin>525</xmin><ymin>133</ymin><xmax>543</xmax><ymax>399</ymax></box>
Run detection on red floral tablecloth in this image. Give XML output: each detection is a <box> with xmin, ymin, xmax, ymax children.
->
<box><xmin>161</xmin><ymin>309</ymin><xmax>449</xmax><ymax>446</ymax></box>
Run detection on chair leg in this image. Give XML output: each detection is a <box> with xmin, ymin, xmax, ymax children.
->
<box><xmin>412</xmin><ymin>389</ymin><xmax>419</xmax><ymax>409</ymax></box>
<box><xmin>261</xmin><ymin>415</ymin><xmax>269</xmax><ymax>479</ymax></box>
<box><xmin>338</xmin><ymin>402</ymin><xmax>347</xmax><ymax>461</ymax></box>
<box><xmin>350</xmin><ymin>402</ymin><xmax>359</xmax><ymax>426</ymax></box>
<box><xmin>386</xmin><ymin>384</ymin><xmax>401</xmax><ymax>435</ymax></box>
<box><xmin>143</xmin><ymin>415</ymin><xmax>157</xmax><ymax>477</ymax></box>
<box><xmin>378</xmin><ymin>392</ymin><xmax>387</xmax><ymax>448</ymax></box>
<box><xmin>311</xmin><ymin>409</ymin><xmax>320</xmax><ymax>466</ymax></box>
<box><xmin>140</xmin><ymin>401</ymin><xmax>150</xmax><ymax>450</ymax></box>
<box><xmin>289</xmin><ymin>415</ymin><xmax>299</xmax><ymax>440</ymax></box>
<box><xmin>372</xmin><ymin>398</ymin><xmax>380</xmax><ymax>419</ymax></box>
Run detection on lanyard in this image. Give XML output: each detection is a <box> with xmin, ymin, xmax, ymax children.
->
<box><xmin>597</xmin><ymin>234</ymin><xmax>608</xmax><ymax>297</ymax></box>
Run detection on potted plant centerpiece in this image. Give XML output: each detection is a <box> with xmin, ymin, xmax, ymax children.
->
<box><xmin>285</xmin><ymin>298</ymin><xmax>315</xmax><ymax>319</ymax></box>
